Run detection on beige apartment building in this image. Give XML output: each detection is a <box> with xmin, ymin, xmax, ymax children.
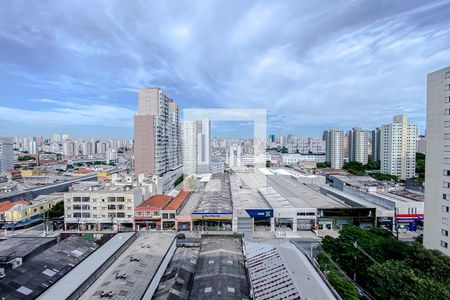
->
<box><xmin>64</xmin><ymin>186</ymin><xmax>142</xmax><ymax>232</ymax></box>
<box><xmin>424</xmin><ymin>66</ymin><xmax>450</xmax><ymax>255</ymax></box>
<box><xmin>325</xmin><ymin>129</ymin><xmax>344</xmax><ymax>169</ymax></box>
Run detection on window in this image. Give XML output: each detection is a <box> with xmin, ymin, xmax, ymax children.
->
<box><xmin>442</xmin><ymin>229</ymin><xmax>449</xmax><ymax>236</ymax></box>
<box><xmin>446</xmin><ymin>84</ymin><xmax>450</xmax><ymax>91</ymax></box>
<box><xmin>444</xmin><ymin>194</ymin><xmax>449</xmax><ymax>201</ymax></box>
<box><xmin>162</xmin><ymin>213</ymin><xmax>168</xmax><ymax>219</ymax></box>
<box><xmin>82</xmin><ymin>197</ymin><xmax>90</xmax><ymax>202</ymax></box>
<box><xmin>154</xmin><ymin>211</ymin><xmax>160</xmax><ymax>216</ymax></box>
<box><xmin>170</xmin><ymin>213</ymin><xmax>176</xmax><ymax>219</ymax></box>
<box><xmin>81</xmin><ymin>212</ymin><xmax>90</xmax><ymax>218</ymax></box>
<box><xmin>445</xmin><ymin>133</ymin><xmax>450</xmax><ymax>140</ymax></box>
<box><xmin>446</xmin><ymin>72</ymin><xmax>450</xmax><ymax>79</ymax></box>
<box><xmin>117</xmin><ymin>212</ymin><xmax>125</xmax><ymax>218</ymax></box>
<box><xmin>446</xmin><ymin>96</ymin><xmax>450</xmax><ymax>103</ymax></box>
<box><xmin>444</xmin><ymin>182</ymin><xmax>450</xmax><ymax>188</ymax></box>
<box><xmin>445</xmin><ymin>108</ymin><xmax>450</xmax><ymax>115</ymax></box>
<box><xmin>117</xmin><ymin>197</ymin><xmax>125</xmax><ymax>202</ymax></box>
<box><xmin>73</xmin><ymin>197</ymin><xmax>81</xmax><ymax>202</ymax></box>
<box><xmin>108</xmin><ymin>197</ymin><xmax>116</xmax><ymax>202</ymax></box>
<box><xmin>441</xmin><ymin>241</ymin><xmax>448</xmax><ymax>248</ymax></box>
<box><xmin>443</xmin><ymin>205</ymin><xmax>450</xmax><ymax>213</ymax></box>
<box><xmin>73</xmin><ymin>212</ymin><xmax>82</xmax><ymax>218</ymax></box>
<box><xmin>444</xmin><ymin>170</ymin><xmax>450</xmax><ymax>176</ymax></box>
<box><xmin>443</xmin><ymin>217</ymin><xmax>449</xmax><ymax>225</ymax></box>
<box><xmin>445</xmin><ymin>121</ymin><xmax>450</xmax><ymax>127</ymax></box>
<box><xmin>82</xmin><ymin>205</ymin><xmax>90</xmax><ymax>210</ymax></box>
<box><xmin>108</xmin><ymin>205</ymin><xmax>116</xmax><ymax>210</ymax></box>
<box><xmin>73</xmin><ymin>205</ymin><xmax>81</xmax><ymax>210</ymax></box>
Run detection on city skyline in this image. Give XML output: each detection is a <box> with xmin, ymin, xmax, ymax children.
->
<box><xmin>1</xmin><ymin>1</ymin><xmax>449</xmax><ymax>137</ymax></box>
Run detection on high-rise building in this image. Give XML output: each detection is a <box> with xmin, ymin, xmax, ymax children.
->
<box><xmin>325</xmin><ymin>129</ymin><xmax>344</xmax><ymax>169</ymax></box>
<box><xmin>229</xmin><ymin>144</ymin><xmax>242</xmax><ymax>167</ymax></box>
<box><xmin>0</xmin><ymin>137</ymin><xmax>14</xmax><ymax>173</ymax></box>
<box><xmin>380</xmin><ymin>114</ymin><xmax>417</xmax><ymax>180</ymax></box>
<box><xmin>134</xmin><ymin>88</ymin><xmax>182</xmax><ymax>191</ymax></box>
<box><xmin>417</xmin><ymin>134</ymin><xmax>426</xmax><ymax>155</ymax></box>
<box><xmin>182</xmin><ymin>120</ymin><xmax>211</xmax><ymax>175</ymax></box>
<box><xmin>348</xmin><ymin>128</ymin><xmax>369</xmax><ymax>164</ymax></box>
<box><xmin>424</xmin><ymin>66</ymin><xmax>450</xmax><ymax>255</ymax></box>
<box><xmin>52</xmin><ymin>133</ymin><xmax>61</xmax><ymax>143</ymax></box>
<box><xmin>371</xmin><ymin>128</ymin><xmax>381</xmax><ymax>162</ymax></box>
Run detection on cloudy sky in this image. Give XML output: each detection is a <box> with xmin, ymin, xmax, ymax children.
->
<box><xmin>0</xmin><ymin>0</ymin><xmax>449</xmax><ymax>138</ymax></box>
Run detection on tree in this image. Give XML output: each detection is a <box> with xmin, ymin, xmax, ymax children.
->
<box><xmin>316</xmin><ymin>162</ymin><xmax>331</xmax><ymax>168</ymax></box>
<box><xmin>416</xmin><ymin>152</ymin><xmax>425</xmax><ymax>179</ymax></box>
<box><xmin>47</xmin><ymin>201</ymin><xmax>64</xmax><ymax>218</ymax></box>
<box><xmin>369</xmin><ymin>172</ymin><xmax>399</xmax><ymax>182</ymax></box>
<box><xmin>173</xmin><ymin>174</ymin><xmax>184</xmax><ymax>187</ymax></box>
<box><xmin>343</xmin><ymin>161</ymin><xmax>366</xmax><ymax>175</ymax></box>
<box><xmin>367</xmin><ymin>260</ymin><xmax>450</xmax><ymax>300</ymax></box>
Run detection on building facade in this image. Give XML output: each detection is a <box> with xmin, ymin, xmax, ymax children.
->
<box><xmin>371</xmin><ymin>128</ymin><xmax>381</xmax><ymax>162</ymax></box>
<box><xmin>417</xmin><ymin>135</ymin><xmax>426</xmax><ymax>155</ymax></box>
<box><xmin>424</xmin><ymin>66</ymin><xmax>450</xmax><ymax>255</ymax></box>
<box><xmin>380</xmin><ymin>114</ymin><xmax>417</xmax><ymax>180</ymax></box>
<box><xmin>0</xmin><ymin>137</ymin><xmax>14</xmax><ymax>173</ymax></box>
<box><xmin>134</xmin><ymin>88</ymin><xmax>183</xmax><ymax>190</ymax></box>
<box><xmin>182</xmin><ymin>120</ymin><xmax>211</xmax><ymax>175</ymax></box>
<box><xmin>348</xmin><ymin>128</ymin><xmax>369</xmax><ymax>164</ymax></box>
<box><xmin>325</xmin><ymin>129</ymin><xmax>344</xmax><ymax>169</ymax></box>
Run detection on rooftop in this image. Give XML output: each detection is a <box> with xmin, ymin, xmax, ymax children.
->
<box><xmin>230</xmin><ymin>174</ymin><xmax>269</xmax><ymax>210</ymax></box>
<box><xmin>164</xmin><ymin>190</ymin><xmax>191</xmax><ymax>211</ymax></box>
<box><xmin>0</xmin><ymin>200</ymin><xmax>31</xmax><ymax>212</ymax></box>
<box><xmin>78</xmin><ymin>232</ymin><xmax>175</xmax><ymax>300</ymax></box>
<box><xmin>153</xmin><ymin>247</ymin><xmax>200</xmax><ymax>300</ymax></box>
<box><xmin>0</xmin><ymin>237</ymin><xmax>56</xmax><ymax>262</ymax></box>
<box><xmin>267</xmin><ymin>175</ymin><xmax>348</xmax><ymax>209</ymax></box>
<box><xmin>190</xmin><ymin>235</ymin><xmax>250</xmax><ymax>300</ymax></box>
<box><xmin>136</xmin><ymin>194</ymin><xmax>172</xmax><ymax>210</ymax></box>
<box><xmin>1</xmin><ymin>235</ymin><xmax>98</xmax><ymax>300</ymax></box>
<box><xmin>193</xmin><ymin>173</ymin><xmax>232</xmax><ymax>214</ymax></box>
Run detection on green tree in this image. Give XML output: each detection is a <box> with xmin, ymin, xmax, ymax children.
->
<box><xmin>174</xmin><ymin>174</ymin><xmax>184</xmax><ymax>187</ymax></box>
<box><xmin>47</xmin><ymin>201</ymin><xmax>64</xmax><ymax>218</ymax></box>
<box><xmin>316</xmin><ymin>162</ymin><xmax>331</xmax><ymax>168</ymax></box>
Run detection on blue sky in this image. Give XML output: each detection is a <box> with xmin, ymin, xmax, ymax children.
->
<box><xmin>1</xmin><ymin>0</ymin><xmax>450</xmax><ymax>138</ymax></box>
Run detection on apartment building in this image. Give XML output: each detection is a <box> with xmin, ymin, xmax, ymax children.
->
<box><xmin>0</xmin><ymin>137</ymin><xmax>14</xmax><ymax>173</ymax></box>
<box><xmin>348</xmin><ymin>128</ymin><xmax>369</xmax><ymax>164</ymax></box>
<box><xmin>371</xmin><ymin>128</ymin><xmax>381</xmax><ymax>162</ymax></box>
<box><xmin>64</xmin><ymin>185</ymin><xmax>142</xmax><ymax>232</ymax></box>
<box><xmin>424</xmin><ymin>66</ymin><xmax>450</xmax><ymax>255</ymax></box>
<box><xmin>325</xmin><ymin>129</ymin><xmax>344</xmax><ymax>169</ymax></box>
<box><xmin>182</xmin><ymin>120</ymin><xmax>211</xmax><ymax>175</ymax></box>
<box><xmin>134</xmin><ymin>88</ymin><xmax>183</xmax><ymax>192</ymax></box>
<box><xmin>380</xmin><ymin>114</ymin><xmax>417</xmax><ymax>180</ymax></box>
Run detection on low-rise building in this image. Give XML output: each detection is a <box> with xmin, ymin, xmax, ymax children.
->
<box><xmin>64</xmin><ymin>184</ymin><xmax>142</xmax><ymax>231</ymax></box>
<box><xmin>134</xmin><ymin>194</ymin><xmax>172</xmax><ymax>230</ymax></box>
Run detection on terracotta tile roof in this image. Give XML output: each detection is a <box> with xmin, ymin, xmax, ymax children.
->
<box><xmin>164</xmin><ymin>190</ymin><xmax>191</xmax><ymax>211</ymax></box>
<box><xmin>0</xmin><ymin>200</ymin><xmax>31</xmax><ymax>212</ymax></box>
<box><xmin>136</xmin><ymin>195</ymin><xmax>172</xmax><ymax>210</ymax></box>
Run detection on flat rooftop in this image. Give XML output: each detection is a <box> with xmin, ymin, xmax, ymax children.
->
<box><xmin>267</xmin><ymin>175</ymin><xmax>348</xmax><ymax>209</ymax></box>
<box><xmin>190</xmin><ymin>235</ymin><xmax>250</xmax><ymax>300</ymax></box>
<box><xmin>193</xmin><ymin>173</ymin><xmax>232</xmax><ymax>214</ymax></box>
<box><xmin>0</xmin><ymin>237</ymin><xmax>56</xmax><ymax>262</ymax></box>
<box><xmin>153</xmin><ymin>247</ymin><xmax>200</xmax><ymax>300</ymax></box>
<box><xmin>2</xmin><ymin>235</ymin><xmax>98</xmax><ymax>300</ymax></box>
<box><xmin>38</xmin><ymin>232</ymin><xmax>135</xmax><ymax>300</ymax></box>
<box><xmin>230</xmin><ymin>174</ymin><xmax>269</xmax><ymax>210</ymax></box>
<box><xmin>78</xmin><ymin>232</ymin><xmax>175</xmax><ymax>300</ymax></box>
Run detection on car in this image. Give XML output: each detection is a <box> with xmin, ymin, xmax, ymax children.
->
<box><xmin>176</xmin><ymin>233</ymin><xmax>186</xmax><ymax>239</ymax></box>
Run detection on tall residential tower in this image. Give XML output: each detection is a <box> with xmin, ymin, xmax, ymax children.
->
<box><xmin>0</xmin><ymin>137</ymin><xmax>14</xmax><ymax>173</ymax></box>
<box><xmin>424</xmin><ymin>66</ymin><xmax>450</xmax><ymax>255</ymax></box>
<box><xmin>348</xmin><ymin>128</ymin><xmax>369</xmax><ymax>164</ymax></box>
<box><xmin>380</xmin><ymin>114</ymin><xmax>417</xmax><ymax>180</ymax></box>
<box><xmin>325</xmin><ymin>129</ymin><xmax>344</xmax><ymax>169</ymax></box>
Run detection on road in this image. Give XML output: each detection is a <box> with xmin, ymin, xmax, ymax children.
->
<box><xmin>0</xmin><ymin>222</ymin><xmax>62</xmax><ymax>238</ymax></box>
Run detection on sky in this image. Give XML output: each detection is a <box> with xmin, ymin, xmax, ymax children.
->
<box><xmin>1</xmin><ymin>0</ymin><xmax>450</xmax><ymax>138</ymax></box>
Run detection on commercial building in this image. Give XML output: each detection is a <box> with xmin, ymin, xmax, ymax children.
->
<box><xmin>380</xmin><ymin>114</ymin><xmax>417</xmax><ymax>180</ymax></box>
<box><xmin>325</xmin><ymin>129</ymin><xmax>344</xmax><ymax>169</ymax></box>
<box><xmin>371</xmin><ymin>127</ymin><xmax>381</xmax><ymax>162</ymax></box>
<box><xmin>134</xmin><ymin>88</ymin><xmax>183</xmax><ymax>192</ymax></box>
<box><xmin>282</xmin><ymin>153</ymin><xmax>326</xmax><ymax>165</ymax></box>
<box><xmin>348</xmin><ymin>127</ymin><xmax>369</xmax><ymax>164</ymax></box>
<box><xmin>64</xmin><ymin>185</ymin><xmax>142</xmax><ymax>232</ymax></box>
<box><xmin>0</xmin><ymin>137</ymin><xmax>14</xmax><ymax>173</ymax></box>
<box><xmin>134</xmin><ymin>194</ymin><xmax>172</xmax><ymax>230</ymax></box>
<box><xmin>424</xmin><ymin>66</ymin><xmax>450</xmax><ymax>255</ymax></box>
<box><xmin>160</xmin><ymin>190</ymin><xmax>191</xmax><ymax>230</ymax></box>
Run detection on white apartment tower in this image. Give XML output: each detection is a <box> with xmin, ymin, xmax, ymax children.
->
<box><xmin>424</xmin><ymin>66</ymin><xmax>450</xmax><ymax>255</ymax></box>
<box><xmin>348</xmin><ymin>128</ymin><xmax>369</xmax><ymax>164</ymax></box>
<box><xmin>0</xmin><ymin>137</ymin><xmax>14</xmax><ymax>173</ymax></box>
<box><xmin>182</xmin><ymin>120</ymin><xmax>211</xmax><ymax>175</ymax></box>
<box><xmin>325</xmin><ymin>129</ymin><xmax>344</xmax><ymax>169</ymax></box>
<box><xmin>380</xmin><ymin>114</ymin><xmax>417</xmax><ymax>180</ymax></box>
